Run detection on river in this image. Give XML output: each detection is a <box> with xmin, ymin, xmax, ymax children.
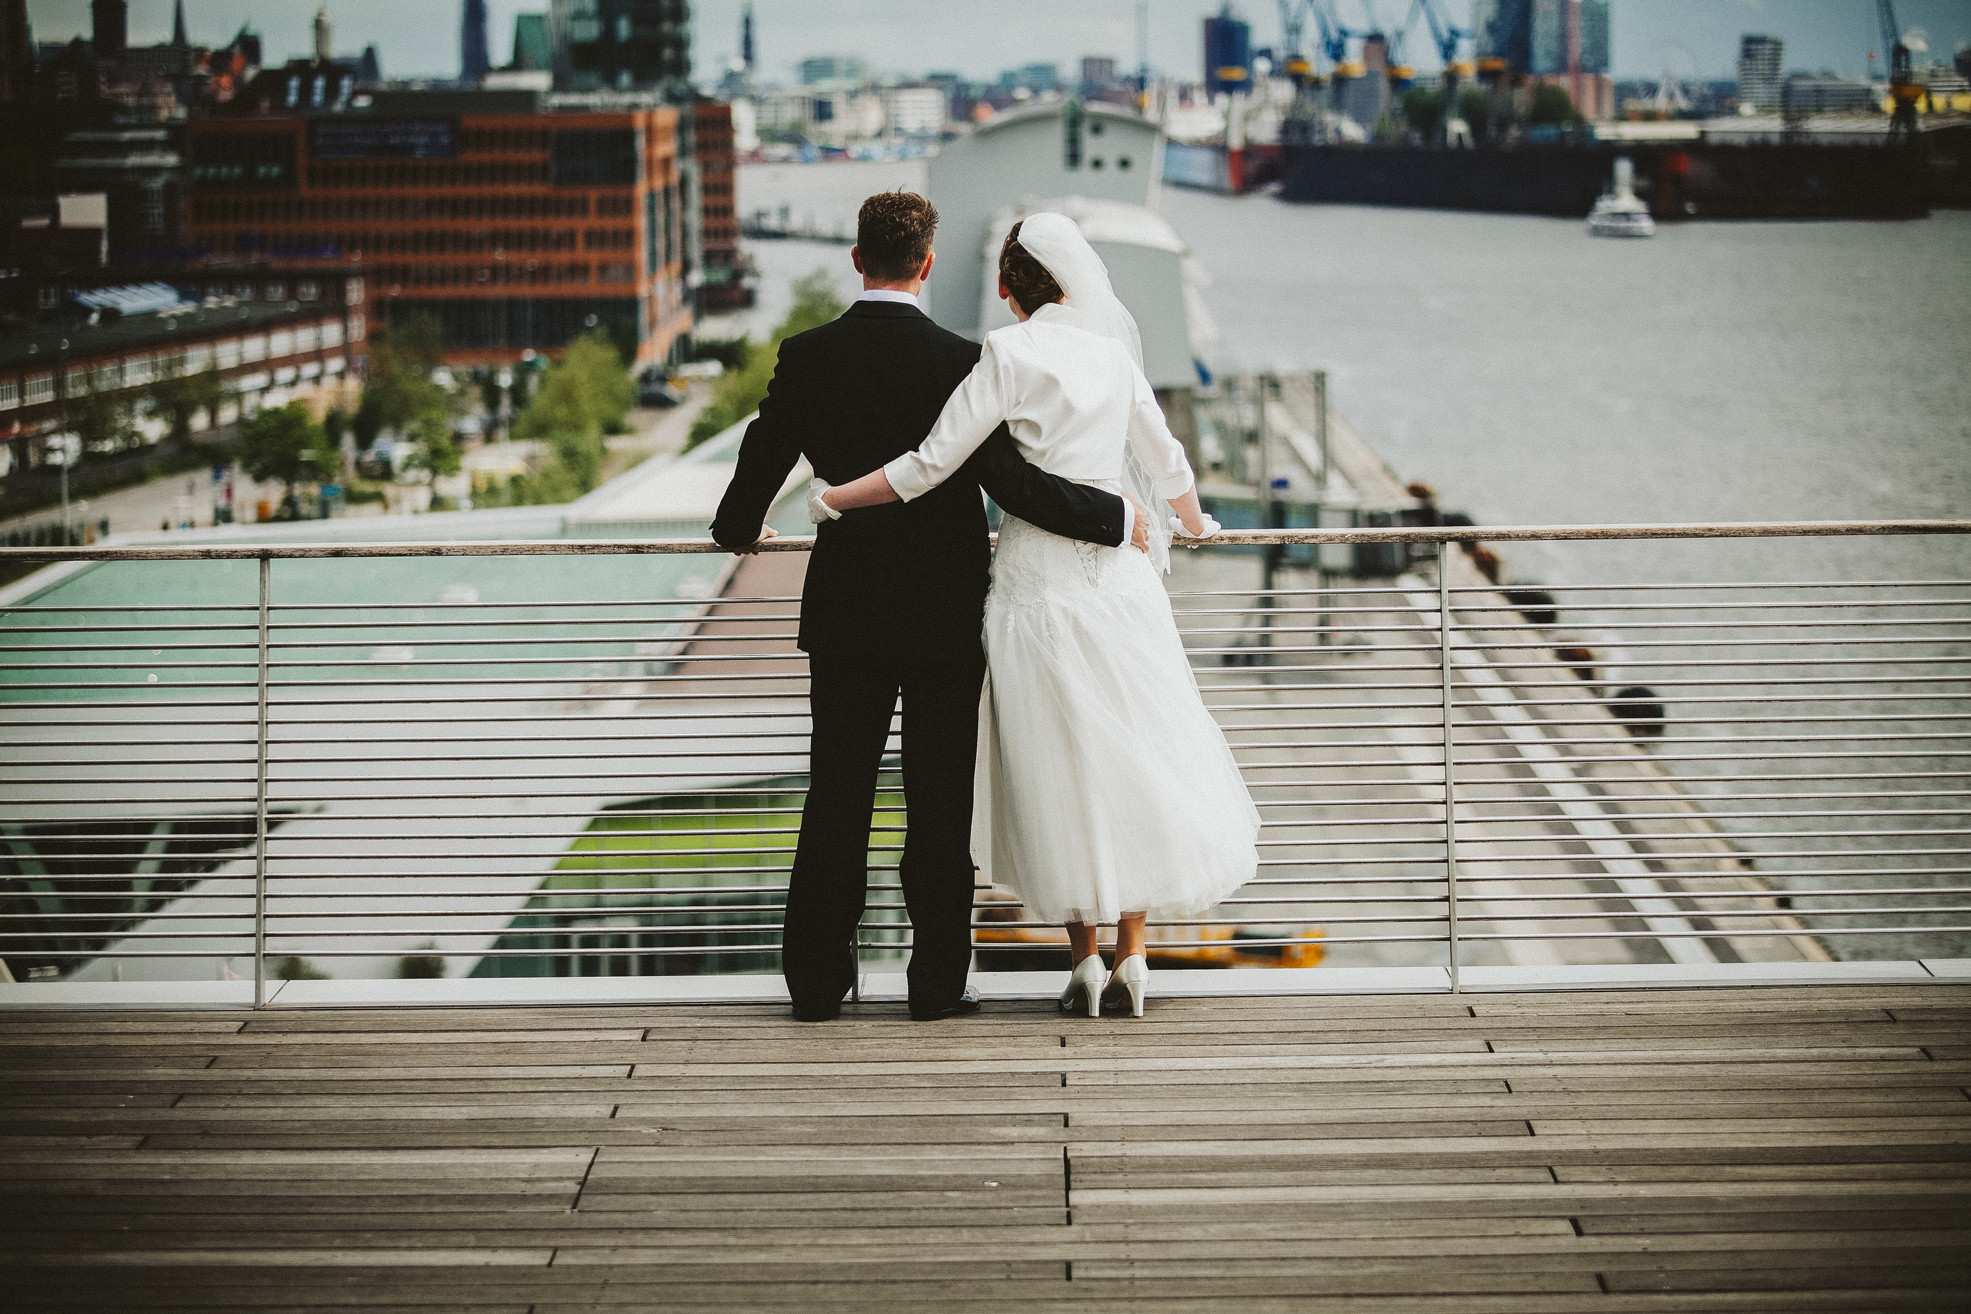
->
<box><xmin>731</xmin><ymin>159</ymin><xmax>1968</xmax><ymax>585</ymax></box>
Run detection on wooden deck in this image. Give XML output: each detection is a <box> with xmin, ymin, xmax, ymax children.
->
<box><xmin>3</xmin><ymin>986</ymin><xmax>1968</xmax><ymax>1311</ymax></box>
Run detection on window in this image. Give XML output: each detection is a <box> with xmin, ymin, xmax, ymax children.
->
<box><xmin>265</xmin><ymin>283</ymin><xmax>285</xmax><ymax>302</ymax></box>
<box><xmin>349</xmin><ymin>312</ymin><xmax>366</xmax><ymax>342</ymax></box>
<box><xmin>185</xmin><ymin>345</ymin><xmax>212</xmax><ymax>372</ymax></box>
<box><xmin>66</xmin><ymin>366</ymin><xmax>90</xmax><ymax>395</ymax></box>
<box><xmin>269</xmin><ymin>331</ymin><xmax>294</xmax><ymax>358</ymax></box>
<box><xmin>297</xmin><ymin>280</ymin><xmax>320</xmax><ymax>301</ymax></box>
<box><xmin>125</xmin><ymin>354</ymin><xmax>155</xmax><ymax>385</ymax></box>
<box><xmin>295</xmin><ymin>325</ymin><xmax>318</xmax><ymax>352</ymax></box>
<box><xmin>216</xmin><ymin>340</ymin><xmax>241</xmax><ymax>369</ymax></box>
<box><xmin>24</xmin><ymin>374</ymin><xmax>54</xmax><ymax>405</ymax></box>
<box><xmin>0</xmin><ymin>379</ymin><xmax>17</xmax><ymax>410</ymax></box>
<box><xmin>241</xmin><ymin>336</ymin><xmax>267</xmax><ymax>363</ymax></box>
<box><xmin>322</xmin><ymin>321</ymin><xmax>344</xmax><ymax>348</ymax></box>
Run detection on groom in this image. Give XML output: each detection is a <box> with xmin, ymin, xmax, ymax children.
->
<box><xmin>712</xmin><ymin>191</ymin><xmax>1145</xmax><ymax>1022</ymax></box>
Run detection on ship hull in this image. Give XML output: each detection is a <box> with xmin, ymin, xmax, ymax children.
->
<box><xmin>1280</xmin><ymin>142</ymin><xmax>1931</xmax><ymax>220</ymax></box>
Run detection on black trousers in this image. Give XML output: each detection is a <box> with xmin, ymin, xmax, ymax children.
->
<box><xmin>783</xmin><ymin>648</ymin><xmax>987</xmax><ymax>1013</ymax></box>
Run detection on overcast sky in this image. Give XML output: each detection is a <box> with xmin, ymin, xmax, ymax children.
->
<box><xmin>25</xmin><ymin>0</ymin><xmax>1971</xmax><ymax>83</ymax></box>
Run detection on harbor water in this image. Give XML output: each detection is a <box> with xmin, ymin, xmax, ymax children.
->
<box><xmin>734</xmin><ymin>160</ymin><xmax>1968</xmax><ymax>587</ymax></box>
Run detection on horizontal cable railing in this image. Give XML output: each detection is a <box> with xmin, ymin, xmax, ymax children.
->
<box><xmin>1</xmin><ymin>519</ymin><xmax>1967</xmax><ymax>1002</ymax></box>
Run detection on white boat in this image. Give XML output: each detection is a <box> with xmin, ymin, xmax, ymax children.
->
<box><xmin>1587</xmin><ymin>156</ymin><xmax>1656</xmax><ymax>238</ymax></box>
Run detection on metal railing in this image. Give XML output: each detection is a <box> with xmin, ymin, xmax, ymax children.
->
<box><xmin>2</xmin><ymin>518</ymin><xmax>1967</xmax><ymax>1002</ymax></box>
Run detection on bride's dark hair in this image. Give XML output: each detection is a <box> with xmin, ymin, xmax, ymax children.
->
<box><xmin>999</xmin><ymin>221</ymin><xmax>1064</xmax><ymax>316</ymax></box>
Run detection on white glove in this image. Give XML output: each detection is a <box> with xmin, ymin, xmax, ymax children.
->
<box><xmin>806</xmin><ymin>478</ymin><xmax>841</xmax><ymax>524</ymax></box>
<box><xmin>1170</xmin><ymin>512</ymin><xmax>1222</xmax><ymax>540</ymax></box>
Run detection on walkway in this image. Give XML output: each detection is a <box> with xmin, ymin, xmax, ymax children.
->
<box><xmin>3</xmin><ymin>985</ymin><xmax>1967</xmax><ymax>1309</ymax></box>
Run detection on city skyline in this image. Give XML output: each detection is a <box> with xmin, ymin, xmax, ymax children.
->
<box><xmin>20</xmin><ymin>0</ymin><xmax>1971</xmax><ymax>84</ymax></box>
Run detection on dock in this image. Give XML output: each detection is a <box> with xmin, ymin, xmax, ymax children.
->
<box><xmin>4</xmin><ymin>986</ymin><xmax>1969</xmax><ymax>1309</ymax></box>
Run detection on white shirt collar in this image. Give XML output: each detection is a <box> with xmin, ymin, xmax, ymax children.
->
<box><xmin>856</xmin><ymin>288</ymin><xmax>920</xmax><ymax>307</ymax></box>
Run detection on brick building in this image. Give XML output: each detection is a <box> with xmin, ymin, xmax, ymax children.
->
<box><xmin>0</xmin><ymin>268</ymin><xmax>365</xmax><ymax>482</ymax></box>
<box><xmin>183</xmin><ymin>90</ymin><xmax>693</xmax><ymax>368</ymax></box>
<box><xmin>692</xmin><ymin>99</ymin><xmax>746</xmax><ymax>312</ymax></box>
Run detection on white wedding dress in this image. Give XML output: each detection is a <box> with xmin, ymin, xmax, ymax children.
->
<box><xmin>880</xmin><ymin>292</ymin><xmax>1260</xmax><ymax>926</ymax></box>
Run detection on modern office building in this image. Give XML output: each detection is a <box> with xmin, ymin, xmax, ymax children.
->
<box><xmin>798</xmin><ymin>55</ymin><xmax>866</xmax><ymax>88</ymax></box>
<box><xmin>1781</xmin><ymin>73</ymin><xmax>1875</xmax><ymax>117</ymax></box>
<box><xmin>1471</xmin><ymin>0</ymin><xmax>1533</xmax><ymax>73</ymax></box>
<box><xmin>1738</xmin><ymin>34</ymin><xmax>1783</xmax><ymax>113</ymax></box>
<box><xmin>548</xmin><ymin>0</ymin><xmax>691</xmax><ymax>96</ymax></box>
<box><xmin>1531</xmin><ymin>0</ymin><xmax>1608</xmax><ymax>75</ymax></box>
<box><xmin>183</xmin><ymin>90</ymin><xmax>693</xmax><ymax>368</ymax></box>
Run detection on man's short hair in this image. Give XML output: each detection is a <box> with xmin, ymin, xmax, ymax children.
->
<box><xmin>857</xmin><ymin>191</ymin><xmax>939</xmax><ymax>281</ymax></box>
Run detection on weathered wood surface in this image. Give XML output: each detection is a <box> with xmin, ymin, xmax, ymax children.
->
<box><xmin>1</xmin><ymin>987</ymin><xmax>1967</xmax><ymax>1311</ymax></box>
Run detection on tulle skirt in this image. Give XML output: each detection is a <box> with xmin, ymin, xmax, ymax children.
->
<box><xmin>971</xmin><ymin>513</ymin><xmax>1261</xmax><ymax>926</ymax></box>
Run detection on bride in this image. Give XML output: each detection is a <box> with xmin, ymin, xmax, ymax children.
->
<box><xmin>808</xmin><ymin>211</ymin><xmax>1259</xmax><ymax>1017</ymax></box>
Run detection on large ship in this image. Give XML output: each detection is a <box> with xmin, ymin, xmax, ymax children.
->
<box><xmin>1278</xmin><ymin>133</ymin><xmax>1939</xmax><ymax>221</ymax></box>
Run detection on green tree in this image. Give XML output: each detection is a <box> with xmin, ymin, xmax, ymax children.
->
<box><xmin>508</xmin><ymin>331</ymin><xmax>636</xmax><ymax>496</ymax></box>
<box><xmin>358</xmin><ymin>333</ymin><xmax>450</xmax><ymax>444</ymax></box>
<box><xmin>560</xmin><ymin>331</ymin><xmax>634</xmax><ymax>435</ymax></box>
<box><xmin>1402</xmin><ymin>86</ymin><xmax>1444</xmax><ymax>139</ymax></box>
<box><xmin>237</xmin><ymin>402</ymin><xmax>335</xmax><ymax>495</ymax></box>
<box><xmin>386</xmin><ymin>310</ymin><xmax>444</xmax><ymax>371</ymax></box>
<box><xmin>1529</xmin><ymin>83</ymin><xmax>1580</xmax><ymax>127</ymax></box>
<box><xmin>67</xmin><ymin>389</ymin><xmax>135</xmax><ymax>454</ymax></box>
<box><xmin>687</xmin><ymin>268</ymin><xmax>847</xmax><ymax>449</ymax></box>
<box><xmin>146</xmin><ymin>361</ymin><xmax>225</xmax><ymax>446</ymax></box>
<box><xmin>401</xmin><ymin>405</ymin><xmax>462</xmax><ymax>478</ymax></box>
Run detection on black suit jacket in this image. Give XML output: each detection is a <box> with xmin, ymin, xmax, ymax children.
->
<box><xmin>711</xmin><ymin>299</ymin><xmax>1129</xmax><ymax>658</ymax></box>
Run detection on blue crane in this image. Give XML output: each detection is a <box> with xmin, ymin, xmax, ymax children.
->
<box><xmin>1875</xmin><ymin>0</ymin><xmax>1922</xmax><ymax>145</ymax></box>
<box><xmin>1402</xmin><ymin>0</ymin><xmax>1473</xmax><ymax>145</ymax></box>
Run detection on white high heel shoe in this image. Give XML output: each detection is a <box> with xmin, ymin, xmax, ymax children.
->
<box><xmin>1059</xmin><ymin>954</ymin><xmax>1105</xmax><ymax>1018</ymax></box>
<box><xmin>1101</xmin><ymin>954</ymin><xmax>1149</xmax><ymax>1018</ymax></box>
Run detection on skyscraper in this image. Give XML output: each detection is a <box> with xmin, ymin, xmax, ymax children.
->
<box><xmin>548</xmin><ymin>0</ymin><xmax>691</xmax><ymax>97</ymax></box>
<box><xmin>1471</xmin><ymin>0</ymin><xmax>1532</xmax><ymax>73</ymax></box>
<box><xmin>1530</xmin><ymin>0</ymin><xmax>1608</xmax><ymax>76</ymax></box>
<box><xmin>461</xmin><ymin>0</ymin><xmax>490</xmax><ymax>83</ymax></box>
<box><xmin>1738</xmin><ymin>34</ymin><xmax>1782</xmax><ymax>113</ymax></box>
<box><xmin>90</xmin><ymin>0</ymin><xmax>126</xmax><ymax>60</ymax></box>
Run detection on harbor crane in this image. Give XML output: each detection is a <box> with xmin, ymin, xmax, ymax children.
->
<box><xmin>1874</xmin><ymin>0</ymin><xmax>1924</xmax><ymax>145</ymax></box>
<box><xmin>1404</xmin><ymin>0</ymin><xmax>1473</xmax><ymax>145</ymax></box>
<box><xmin>1275</xmin><ymin>0</ymin><xmax>1364</xmax><ymax>85</ymax></box>
<box><xmin>1275</xmin><ymin>0</ymin><xmax>1315</xmax><ymax>84</ymax></box>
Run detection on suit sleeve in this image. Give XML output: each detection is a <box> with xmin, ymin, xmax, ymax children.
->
<box><xmin>710</xmin><ymin>342</ymin><xmax>804</xmax><ymax>551</ymax></box>
<box><xmin>965</xmin><ymin>428</ymin><xmax>1128</xmax><ymax>548</ymax></box>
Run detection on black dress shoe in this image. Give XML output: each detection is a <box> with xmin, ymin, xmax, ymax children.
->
<box><xmin>791</xmin><ymin>1002</ymin><xmax>841</xmax><ymax>1022</ymax></box>
<box><xmin>909</xmin><ymin>986</ymin><xmax>982</xmax><ymax>1022</ymax></box>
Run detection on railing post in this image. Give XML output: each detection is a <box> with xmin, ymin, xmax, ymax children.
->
<box><xmin>1439</xmin><ymin>562</ymin><xmax>1461</xmax><ymax>993</ymax></box>
<box><xmin>253</xmin><ymin>553</ymin><xmax>270</xmax><ymax>1009</ymax></box>
<box><xmin>1313</xmin><ymin>368</ymin><xmax>1330</xmax><ymax>491</ymax></box>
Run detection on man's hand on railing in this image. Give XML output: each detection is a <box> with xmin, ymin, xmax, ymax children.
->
<box><xmin>735</xmin><ymin>525</ymin><xmax>779</xmax><ymax>555</ymax></box>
